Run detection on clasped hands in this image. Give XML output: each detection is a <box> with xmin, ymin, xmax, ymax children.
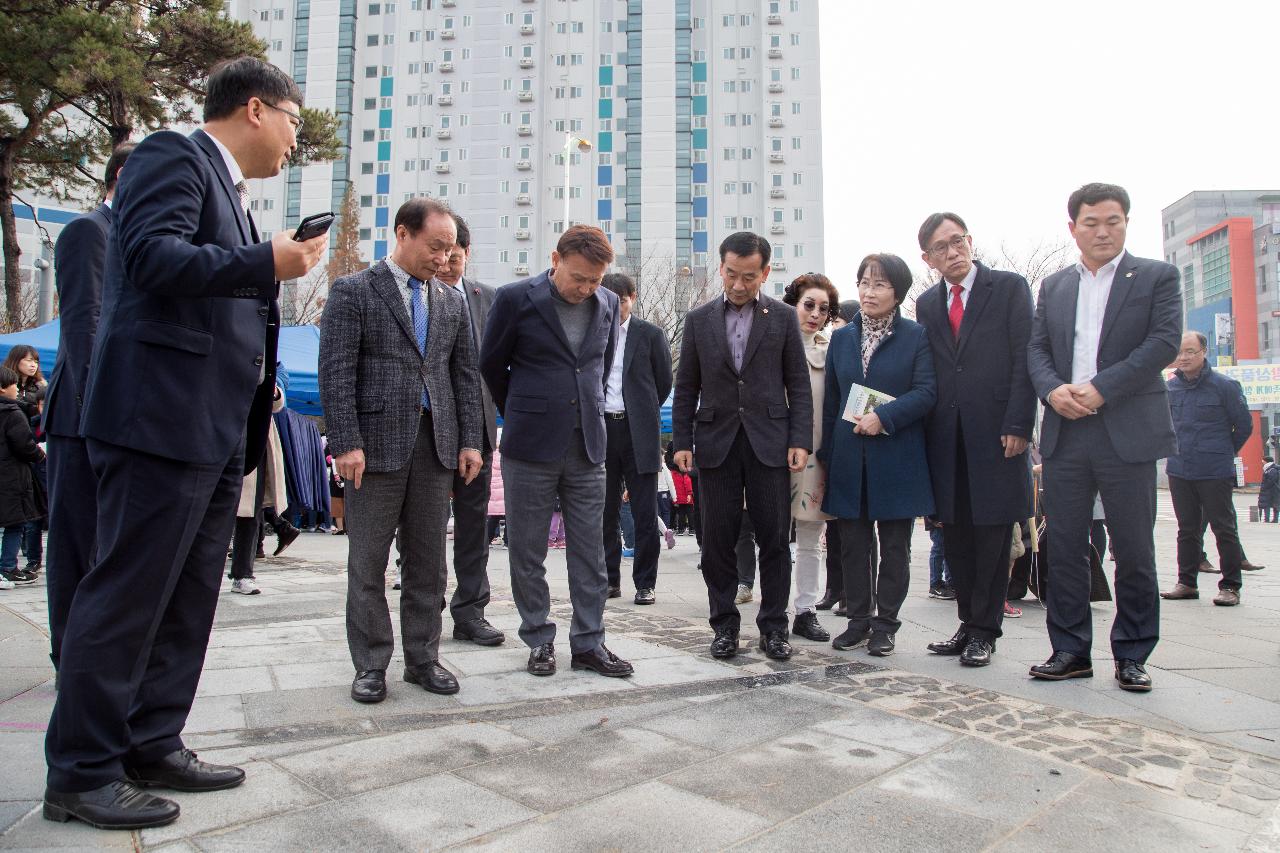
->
<box><xmin>674</xmin><ymin>448</ymin><xmax>809</xmax><ymax>474</ymax></box>
<box><xmin>1048</xmin><ymin>382</ymin><xmax>1105</xmax><ymax>421</ymax></box>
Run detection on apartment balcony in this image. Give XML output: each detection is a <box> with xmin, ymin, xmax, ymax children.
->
<box><xmin>517</xmin><ymin>91</ymin><xmax>533</xmax><ymax>101</ymax></box>
<box><xmin>768</xmin><ymin>117</ymin><xmax>783</xmax><ymax>128</ymax></box>
<box><xmin>768</xmin><ymin>48</ymin><xmax>783</xmax><ymax>59</ymax></box>
<box><xmin>439</xmin><ymin>62</ymin><xmax>454</xmax><ymax>72</ymax></box>
<box><xmin>516</xmin><ymin>159</ymin><xmax>532</xmax><ymax>170</ymax></box>
<box><xmin>437</xmin><ymin>94</ymin><xmax>453</xmax><ymax>106</ymax></box>
<box><xmin>768</xmin><ymin>153</ymin><xmax>785</xmax><ymax>163</ymax></box>
<box><xmin>514</xmin><ymin>264</ymin><xmax>530</xmax><ymax>274</ymax></box>
<box><xmin>515</xmin><ymin>229</ymin><xmax>531</xmax><ymax>240</ymax></box>
<box><xmin>517</xmin><ymin>124</ymin><xmax>532</xmax><ymax>136</ymax></box>
<box><xmin>515</xmin><ymin>193</ymin><xmax>531</xmax><ymax>205</ymax></box>
<box><xmin>441</xmin><ymin>29</ymin><xmax>455</xmax><ymax>40</ymax></box>
<box><xmin>435</xmin><ymin>162</ymin><xmax>451</xmax><ymax>173</ymax></box>
<box><xmin>770</xmin><ymin>224</ymin><xmax>785</xmax><ymax>234</ymax></box>
<box><xmin>767</xmin><ymin>14</ymin><xmax>782</xmax><ymax>24</ymax></box>
<box><xmin>520</xmin><ymin>23</ymin><xmax>534</xmax><ymax>34</ymax></box>
<box><xmin>767</xmin><ymin>82</ymin><xmax>783</xmax><ymax>93</ymax></box>
<box><xmin>769</xmin><ymin>188</ymin><xmax>785</xmax><ymax>198</ymax></box>
<box><xmin>519</xmin><ymin>57</ymin><xmax>534</xmax><ymax>68</ymax></box>
<box><xmin>436</xmin><ymin>128</ymin><xmax>451</xmax><ymax>139</ymax></box>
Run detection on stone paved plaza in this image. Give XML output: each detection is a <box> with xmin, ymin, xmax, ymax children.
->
<box><xmin>1</xmin><ymin>490</ymin><xmax>1278</xmax><ymax>851</ymax></box>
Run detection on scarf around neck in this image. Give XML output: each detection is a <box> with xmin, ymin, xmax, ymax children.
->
<box><xmin>860</xmin><ymin>313</ymin><xmax>894</xmax><ymax>373</ymax></box>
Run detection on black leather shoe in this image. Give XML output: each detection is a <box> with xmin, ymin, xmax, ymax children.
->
<box><xmin>404</xmin><ymin>661</ymin><xmax>460</xmax><ymax>695</ymax></box>
<box><xmin>351</xmin><ymin>669</ymin><xmax>387</xmax><ymax>703</ymax></box>
<box><xmin>759</xmin><ymin>630</ymin><xmax>793</xmax><ymax>660</ymax></box>
<box><xmin>607</xmin><ymin>585</ymin><xmax>622</xmax><ymax>599</ymax></box>
<box><xmin>125</xmin><ymin>748</ymin><xmax>245</xmax><ymax>792</ymax></box>
<box><xmin>44</xmin><ymin>780</ymin><xmax>179</xmax><ymax>830</ymax></box>
<box><xmin>832</xmin><ymin>600</ymin><xmax>847</xmax><ymax>617</ymax></box>
<box><xmin>927</xmin><ymin>628</ymin><xmax>969</xmax><ymax>655</ymax></box>
<box><xmin>634</xmin><ymin>588</ymin><xmax>656</xmax><ymax>605</ymax></box>
<box><xmin>527</xmin><ymin>642</ymin><xmax>556</xmax><ymax>676</ymax></box>
<box><xmin>571</xmin><ymin>644</ymin><xmax>634</xmax><ymax>677</ymax></box>
<box><xmin>710</xmin><ymin>629</ymin><xmax>739</xmax><ymax>658</ymax></box>
<box><xmin>867</xmin><ymin>630</ymin><xmax>895</xmax><ymax>657</ymax></box>
<box><xmin>1115</xmin><ymin>658</ymin><xmax>1152</xmax><ymax>692</ymax></box>
<box><xmin>791</xmin><ymin>611</ymin><xmax>830</xmax><ymax>642</ymax></box>
<box><xmin>1029</xmin><ymin>651</ymin><xmax>1093</xmax><ymax>681</ymax></box>
<box><xmin>831</xmin><ymin>625</ymin><xmax>870</xmax><ymax>650</ymax></box>
<box><xmin>453</xmin><ymin>618</ymin><xmax>506</xmax><ymax>646</ymax></box>
<box><xmin>273</xmin><ymin>521</ymin><xmax>301</xmax><ymax>556</ymax></box>
<box><xmin>814</xmin><ymin>591</ymin><xmax>839</xmax><ymax>611</ymax></box>
<box><xmin>959</xmin><ymin>637</ymin><xmax>994</xmax><ymax>667</ymax></box>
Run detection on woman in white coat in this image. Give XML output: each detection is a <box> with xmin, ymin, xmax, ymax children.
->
<box><xmin>782</xmin><ymin>273</ymin><xmax>840</xmax><ymax>641</ymax></box>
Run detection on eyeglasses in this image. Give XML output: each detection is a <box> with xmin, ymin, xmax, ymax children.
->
<box><xmin>857</xmin><ymin>280</ymin><xmax>895</xmax><ymax>293</ymax></box>
<box><xmin>800</xmin><ymin>299</ymin><xmax>831</xmax><ymax>315</ymax></box>
<box><xmin>245</xmin><ymin>100</ymin><xmax>304</xmax><ymax>132</ymax></box>
<box><xmin>1177</xmin><ymin>348</ymin><xmax>1206</xmax><ymax>357</ymax></box>
<box><xmin>926</xmin><ymin>234</ymin><xmax>970</xmax><ymax>258</ymax></box>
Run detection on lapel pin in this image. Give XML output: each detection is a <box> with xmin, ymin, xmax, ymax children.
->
<box><xmin>1125</xmin><ymin>271</ymin><xmax>1135</xmax><ymax>278</ymax></box>
<box><xmin>762</xmin><ymin>308</ymin><xmax>769</xmax><ymax>314</ymax></box>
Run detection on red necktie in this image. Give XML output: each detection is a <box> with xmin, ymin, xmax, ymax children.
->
<box><xmin>948</xmin><ymin>284</ymin><xmax>964</xmax><ymax>339</ymax></box>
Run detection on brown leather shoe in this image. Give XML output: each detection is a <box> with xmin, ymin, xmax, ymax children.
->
<box><xmin>1213</xmin><ymin>589</ymin><xmax>1240</xmax><ymax>607</ymax></box>
<box><xmin>1240</xmin><ymin>561</ymin><xmax>1265</xmax><ymax>572</ymax></box>
<box><xmin>1197</xmin><ymin>560</ymin><xmax>1218</xmax><ymax>573</ymax></box>
<box><xmin>1160</xmin><ymin>583</ymin><xmax>1199</xmax><ymax>600</ymax></box>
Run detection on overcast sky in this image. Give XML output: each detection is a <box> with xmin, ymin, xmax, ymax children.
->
<box><xmin>818</xmin><ymin>0</ymin><xmax>1280</xmax><ymax>289</ymax></box>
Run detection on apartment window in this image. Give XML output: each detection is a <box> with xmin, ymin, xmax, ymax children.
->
<box><xmin>722</xmin><ymin>148</ymin><xmax>736</xmax><ymax>161</ymax></box>
<box><xmin>504</xmin><ymin>45</ymin><xmax>513</xmax><ymax>57</ymax></box>
<box><xmin>502</xmin><ymin>79</ymin><xmax>512</xmax><ymax>91</ymax></box>
<box><xmin>498</xmin><ymin>250</ymin><xmax>509</xmax><ymax>263</ymax></box>
<box><xmin>405</xmin><ymin>126</ymin><xmax>418</xmax><ymax>138</ymax></box>
<box><xmin>439</xmin><ymin>150</ymin><xmax>450</xmax><ymax>162</ymax></box>
<box><xmin>741</xmin><ymin>47</ymin><xmax>752</xmax><ymax>59</ymax></box>
<box><xmin>499</xmin><ymin>181</ymin><xmax>510</xmax><ymax>193</ymax></box>
<box><xmin>571</xmin><ymin>21</ymin><xmax>583</xmax><ymax>32</ymax></box>
<box><xmin>457</xmin><ymin>148</ymin><xmax>468</xmax><ymax>160</ymax></box>
<box><xmin>739</xmin><ymin>13</ymin><xmax>751</xmax><ymax>24</ymax></box>
<box><xmin>259</xmin><ymin>10</ymin><xmax>268</xmax><ymax>20</ymax></box>
<box><xmin>793</xmin><ymin>172</ymin><xmax>803</xmax><ymax>185</ymax></box>
<box><xmin>518</xmin><ymin>216</ymin><xmax>531</xmax><ymax>229</ymax></box>
<box><xmin>382</xmin><ymin>65</ymin><xmax>393</xmax><ymax>76</ymax></box>
<box><xmin>790</xmin><ymin>0</ymin><xmax>799</xmax><ymax>10</ymax></box>
<box><xmin>741</xmin><ymin>147</ymin><xmax>753</xmax><ymax>160</ymax></box>
<box><xmin>443</xmin><ymin>16</ymin><xmax>453</xmax><ymax>27</ymax></box>
<box><xmin>693</xmin><ymin>17</ymin><xmax>704</xmax><ymax>28</ymax></box>
<box><xmin>742</xmin><ymin>113</ymin><xmax>753</xmax><ymax>125</ymax></box>
<box><xmin>554</xmin><ymin>87</ymin><xmax>565</xmax><ymax>99</ymax></box>
<box><xmin>791</xmin><ymin>33</ymin><xmax>800</xmax><ymax>45</ymax></box>
<box><xmin>362</xmin><ymin>130</ymin><xmax>375</xmax><ymax>142</ymax></box>
<box><xmin>440</xmin><ymin>116</ymin><xmax>450</xmax><ymax>128</ymax></box>
<box><xmin>518</xmin><ymin>250</ymin><xmax>530</xmax><ymax>264</ymax></box>
<box><xmin>693</xmin><ymin>184</ymin><xmax>707</xmax><ymax>197</ymax></box>
<box><xmin>602</xmin><ymin>21</ymin><xmax>613</xmax><ymax>32</ymax></box>
<box><xmin>724</xmin><ymin>216</ymin><xmax>738</xmax><ymax>229</ymax></box>
<box><xmin>406</xmin><ymin>94</ymin><xmax>419</xmax><ymax>106</ymax></box>
<box><xmin>501</xmin><ymin>146</ymin><xmax>511</xmax><ymax>158</ymax></box>
<box><xmin>404</xmin><ymin>160</ymin><xmax>416</xmax><ymax>171</ymax></box>
<box><xmin>792</xmin><ymin>101</ymin><xmax>802</xmax><ymax>114</ymax></box>
<box><xmin>384</xmin><ymin>34</ymin><xmax>394</xmax><ymax>44</ymax></box>
<box><xmin>770</xmin><ymin>68</ymin><xmax>782</xmax><ymax>82</ymax></box>
<box><xmin>741</xmin><ymin>182</ymin><xmax>753</xmax><ymax>194</ymax></box>
<box><xmin>794</xmin><ymin>243</ymin><xmax>804</xmax><ymax>257</ymax></box>
<box><xmin>501</xmin><ymin>112</ymin><xmax>512</xmax><ymax>125</ymax></box>
<box><xmin>409</xmin><ymin>30</ymin><xmax>419</xmax><ymax>42</ymax></box>
<box><xmin>499</xmin><ymin>215</ymin><xmax>510</xmax><ymax>228</ymax></box>
<box><xmin>377</xmin><ymin>162</ymin><xmax>390</xmax><ymax>174</ymax></box>
<box><xmin>693</xmin><ymin>149</ymin><xmax>706</xmax><ymax>162</ymax></box>
<box><xmin>361</xmin><ymin>162</ymin><xmax>374</xmax><ymax>174</ymax></box>
<box><xmin>773</xmin><ymin>209</ymin><xmax>784</xmax><ymax>223</ymax></box>
<box><xmin>504</xmin><ymin>12</ymin><xmax>513</xmax><ymax>23</ymax></box>
<box><xmin>794</xmin><ymin>208</ymin><xmax>803</xmax><ymax>221</ymax></box>
<box><xmin>379</xmin><ymin>128</ymin><xmax>391</xmax><ymax>140</ymax></box>
<box><xmin>408</xmin><ymin>62</ymin><xmax>420</xmax><ymax>74</ymax></box>
<box><xmin>365</xmin><ymin>65</ymin><xmax>378</xmax><ymax>78</ymax></box>
<box><xmin>723</xmin><ymin>48</ymin><xmax>736</xmax><ymax>60</ymax></box>
<box><xmin>724</xmin><ymin>81</ymin><xmax>737</xmax><ymax>93</ymax></box>
<box><xmin>359</xmin><ymin>228</ymin><xmax>372</xmax><ymax>240</ymax></box>
<box><xmin>792</xmin><ymin>68</ymin><xmax>801</xmax><ymax>80</ymax></box>
<box><xmin>456</xmin><ymin>183</ymin><xmax>467</xmax><ymax>195</ymax></box>
<box><xmin>570</xmin><ymin>86</ymin><xmax>583</xmax><ymax>98</ymax></box>
<box><xmin>367</xmin><ymin>34</ymin><xmax>379</xmax><ymax>46</ymax></box>
<box><xmin>723</xmin><ymin>183</ymin><xmax>737</xmax><ymax>195</ymax></box>
<box><xmin>772</xmin><ymin>173</ymin><xmax>783</xmax><ymax>187</ymax></box>
<box><xmin>519</xmin><ymin>181</ymin><xmax>530</xmax><ymax>193</ymax></box>
<box><xmin>519</xmin><ymin>146</ymin><xmax>531</xmax><ymax>159</ymax></box>
<box><xmin>694</xmin><ymin>49</ymin><xmax>706</xmax><ymax>61</ymax></box>
<box><xmin>771</xmin><ymin>138</ymin><xmax>783</xmax><ymax>151</ymax></box>
<box><xmin>556</xmin><ymin>22</ymin><xmax>566</xmax><ymax>33</ymax></box>
<box><xmin>598</xmin><ymin>153</ymin><xmax>611</xmax><ymax>165</ymax></box>
<box><xmin>379</xmin><ymin>97</ymin><xmax>391</xmax><ymax>108</ymax></box>
<box><xmin>442</xmin><ymin>49</ymin><xmax>453</xmax><ymax>62</ymax></box>
<box><xmin>571</xmin><ymin>53</ymin><xmax>583</xmax><ymax>65</ymax></box>
<box><xmin>742</xmin><ymin>216</ymin><xmax>754</xmax><ymax>229</ymax></box>
<box><xmin>722</xmin><ymin>14</ymin><xmax>733</xmax><ymax>26</ymax></box>
<box><xmin>599</xmin><ymin>187</ymin><xmax>611</xmax><ymax>199</ymax></box>
<box><xmin>792</xmin><ymin>137</ymin><xmax>801</xmax><ymax>149</ymax></box>
<box><xmin>368</xmin><ymin>3</ymin><xmax>379</xmax><ymax>12</ymax></box>
<box><xmin>459</xmin><ymin>114</ymin><xmax>469</xmax><ymax>126</ymax></box>
<box><xmin>694</xmin><ymin>217</ymin><xmax>706</xmax><ymax>231</ymax></box>
<box><xmin>270</xmin><ymin>39</ymin><xmax>283</xmax><ymax>51</ymax></box>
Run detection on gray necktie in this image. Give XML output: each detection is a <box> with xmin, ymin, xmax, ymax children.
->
<box><xmin>234</xmin><ymin>180</ymin><xmax>250</xmax><ymax>214</ymax></box>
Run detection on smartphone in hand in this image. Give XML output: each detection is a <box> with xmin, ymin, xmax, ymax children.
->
<box><xmin>294</xmin><ymin>212</ymin><xmax>335</xmax><ymax>241</ymax></box>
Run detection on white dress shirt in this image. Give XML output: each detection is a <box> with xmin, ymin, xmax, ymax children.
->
<box><xmin>944</xmin><ymin>262</ymin><xmax>978</xmax><ymax>309</ymax></box>
<box><xmin>204</xmin><ymin>131</ymin><xmax>246</xmax><ymax>191</ymax></box>
<box><xmin>605</xmin><ymin>316</ymin><xmax>630</xmax><ymax>413</ymax></box>
<box><xmin>1071</xmin><ymin>249</ymin><xmax>1126</xmax><ymax>385</ymax></box>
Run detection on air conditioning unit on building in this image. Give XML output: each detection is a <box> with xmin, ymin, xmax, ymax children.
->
<box><xmin>769</xmin><ymin>188</ymin><xmax>785</xmax><ymax>198</ymax></box>
<box><xmin>519</xmin><ymin>57</ymin><xmax>534</xmax><ymax>68</ymax></box>
<box><xmin>515</xmin><ymin>229</ymin><xmax>531</xmax><ymax>240</ymax></box>
<box><xmin>770</xmin><ymin>224</ymin><xmax>785</xmax><ymax>234</ymax></box>
<box><xmin>768</xmin><ymin>117</ymin><xmax>783</xmax><ymax>128</ymax></box>
<box><xmin>517</xmin><ymin>124</ymin><xmax>532</xmax><ymax>136</ymax></box>
<box><xmin>437</xmin><ymin>95</ymin><xmax>453</xmax><ymax>106</ymax></box>
<box><xmin>516</xmin><ymin>194</ymin><xmax>531</xmax><ymax>205</ymax></box>
<box><xmin>520</xmin><ymin>23</ymin><xmax>535</xmax><ymax>34</ymax></box>
<box><xmin>441</xmin><ymin>30</ymin><xmax>455</xmax><ymax>40</ymax></box>
<box><xmin>768</xmin><ymin>153</ymin><xmax>785</xmax><ymax>163</ymax></box>
<box><xmin>435</xmin><ymin>162</ymin><xmax>451</xmax><ymax>173</ymax></box>
<box><xmin>767</xmin><ymin>82</ymin><xmax>784</xmax><ymax>93</ymax></box>
<box><xmin>439</xmin><ymin>62</ymin><xmax>454</xmax><ymax>72</ymax></box>
<box><xmin>772</xmin><ymin>260</ymin><xmax>787</xmax><ymax>271</ymax></box>
<box><xmin>768</xmin><ymin>48</ymin><xmax>783</xmax><ymax>59</ymax></box>
<box><xmin>514</xmin><ymin>264</ymin><xmax>530</xmax><ymax>274</ymax></box>
<box><xmin>517</xmin><ymin>91</ymin><xmax>533</xmax><ymax>101</ymax></box>
<box><xmin>767</xmin><ymin>14</ymin><xmax>782</xmax><ymax>24</ymax></box>
<box><xmin>436</xmin><ymin>128</ymin><xmax>451</xmax><ymax>139</ymax></box>
<box><xmin>516</xmin><ymin>159</ymin><xmax>532</xmax><ymax>170</ymax></box>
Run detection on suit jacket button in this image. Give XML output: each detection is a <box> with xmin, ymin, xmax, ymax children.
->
<box><xmin>258</xmin><ymin>306</ymin><xmax>269</xmax><ymax>317</ymax></box>
<box><xmin>738</xmin><ymin>406</ymin><xmax>744</xmax><ymax>412</ymax></box>
<box><xmin>254</xmin><ymin>356</ymin><xmax>265</xmax><ymax>367</ymax></box>
<box><xmin>571</xmin><ymin>399</ymin><xmax>577</xmax><ymax>405</ymax></box>
<box><xmin>956</xmin><ymin>366</ymin><xmax>963</xmax><ymax>372</ymax></box>
<box><xmin>738</xmin><ymin>380</ymin><xmax>744</xmax><ymax>385</ymax></box>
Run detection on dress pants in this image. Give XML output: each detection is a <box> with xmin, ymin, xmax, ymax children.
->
<box><xmin>824</xmin><ymin>520</ymin><xmax>844</xmax><ymax>599</ymax></box>
<box><xmin>1169</xmin><ymin>475</ymin><xmax>1243</xmax><ymax>592</ymax></box>
<box><xmin>502</xmin><ymin>428</ymin><xmax>609</xmax><ymax>654</ymax></box>
<box><xmin>942</xmin><ymin>444</ymin><xmax>1012</xmax><ymax>643</ymax></box>
<box><xmin>449</xmin><ymin>456</ymin><xmax>493</xmax><ymax>623</ymax></box>
<box><xmin>344</xmin><ymin>412</ymin><xmax>453</xmax><ymax>671</ymax></box>
<box><xmin>792</xmin><ymin>519</ymin><xmax>824</xmax><ymax>613</ymax></box>
<box><xmin>229</xmin><ymin>462</ymin><xmax>267</xmax><ymax>580</ymax></box>
<box><xmin>46</xmin><ymin>438</ymin><xmax>243</xmax><ymax>792</ymax></box>
<box><xmin>736</xmin><ymin>512</ymin><xmax>756</xmax><ymax>588</ymax></box>
<box><xmin>1042</xmin><ymin>415</ymin><xmax>1159</xmax><ymax>663</ymax></box>
<box><xmin>44</xmin><ymin>434</ymin><xmax>98</xmax><ymax>669</ymax></box>
<box><xmin>838</xmin><ymin>516</ymin><xmax>913</xmax><ymax>634</ymax></box>
<box><xmin>603</xmin><ymin>416</ymin><xmax>659</xmax><ymax>590</ymax></box>
<box><xmin>697</xmin><ymin>428</ymin><xmax>792</xmax><ymax>635</ymax></box>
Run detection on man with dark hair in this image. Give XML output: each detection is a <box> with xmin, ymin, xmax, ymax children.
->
<box><xmin>915</xmin><ymin>212</ymin><xmax>1036</xmax><ymax>667</ymax></box>
<box><xmin>320</xmin><ymin>198</ymin><xmax>483</xmax><ymax>703</ymax></box>
<box><xmin>44</xmin><ymin>56</ymin><xmax>327</xmax><ymax>829</ymax></box>
<box><xmin>43</xmin><ymin>141</ymin><xmax>134</xmax><ymax>672</ymax></box>
<box><xmin>434</xmin><ymin>212</ymin><xmax>505</xmax><ymax>646</ymax></box>
<box><xmin>480</xmin><ymin>224</ymin><xmax>633</xmax><ymax>678</ymax></box>
<box><xmin>1027</xmin><ymin>182</ymin><xmax>1181</xmax><ymax>692</ymax></box>
<box><xmin>1160</xmin><ymin>331</ymin><xmax>1252</xmax><ymax>607</ymax></box>
<box><xmin>673</xmin><ymin>232</ymin><xmax>812</xmax><ymax>661</ymax></box>
<box><xmin>599</xmin><ymin>272</ymin><xmax>673</xmax><ymax>604</ymax></box>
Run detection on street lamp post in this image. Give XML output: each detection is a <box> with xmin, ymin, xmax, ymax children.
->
<box><xmin>562</xmin><ymin>132</ymin><xmax>592</xmax><ymax>233</ymax></box>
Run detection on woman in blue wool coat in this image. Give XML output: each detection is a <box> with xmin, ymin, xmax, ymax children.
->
<box><xmin>819</xmin><ymin>253</ymin><xmax>936</xmax><ymax>657</ymax></box>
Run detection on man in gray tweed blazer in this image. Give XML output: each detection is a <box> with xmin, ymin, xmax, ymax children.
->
<box><xmin>319</xmin><ymin>198</ymin><xmax>484</xmax><ymax>703</ymax></box>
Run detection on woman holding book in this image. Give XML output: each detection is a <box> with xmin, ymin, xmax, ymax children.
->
<box><xmin>818</xmin><ymin>253</ymin><xmax>936</xmax><ymax>657</ymax></box>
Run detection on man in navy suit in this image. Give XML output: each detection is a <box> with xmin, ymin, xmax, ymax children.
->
<box><xmin>914</xmin><ymin>213</ymin><xmax>1036</xmax><ymax>667</ymax></box>
<box><xmin>43</xmin><ymin>58</ymin><xmax>328</xmax><ymax>830</ymax></box>
<box><xmin>43</xmin><ymin>142</ymin><xmax>134</xmax><ymax>672</ymax></box>
<box><xmin>1027</xmin><ymin>183</ymin><xmax>1181</xmax><ymax>692</ymax></box>
<box><xmin>479</xmin><ymin>225</ymin><xmax>633</xmax><ymax>679</ymax></box>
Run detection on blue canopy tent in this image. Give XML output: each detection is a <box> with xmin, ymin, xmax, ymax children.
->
<box><xmin>0</xmin><ymin>320</ymin><xmax>325</xmax><ymax>416</ymax></box>
<box><xmin>0</xmin><ymin>319</ymin><xmax>672</xmax><ymax>427</ymax></box>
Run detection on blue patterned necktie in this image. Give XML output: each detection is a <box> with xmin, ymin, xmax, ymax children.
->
<box><xmin>409</xmin><ymin>276</ymin><xmax>430</xmax><ymax>410</ymax></box>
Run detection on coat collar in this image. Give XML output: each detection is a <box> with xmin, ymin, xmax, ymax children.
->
<box><xmin>189</xmin><ymin>129</ymin><xmax>250</xmax><ymax>245</ymax></box>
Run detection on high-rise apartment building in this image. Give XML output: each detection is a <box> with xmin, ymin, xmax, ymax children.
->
<box><xmin>226</xmin><ymin>0</ymin><xmax>825</xmax><ymax>311</ymax></box>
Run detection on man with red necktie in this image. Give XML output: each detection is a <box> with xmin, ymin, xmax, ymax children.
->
<box><xmin>914</xmin><ymin>212</ymin><xmax>1036</xmax><ymax>667</ymax></box>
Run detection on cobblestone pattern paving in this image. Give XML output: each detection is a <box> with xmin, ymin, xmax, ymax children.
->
<box><xmin>805</xmin><ymin>670</ymin><xmax>1280</xmax><ymax>819</ymax></box>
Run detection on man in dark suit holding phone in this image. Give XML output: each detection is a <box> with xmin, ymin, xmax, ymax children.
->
<box><xmin>43</xmin><ymin>142</ymin><xmax>134</xmax><ymax>672</ymax></box>
<box><xmin>43</xmin><ymin>58</ymin><xmax>327</xmax><ymax>830</ymax></box>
